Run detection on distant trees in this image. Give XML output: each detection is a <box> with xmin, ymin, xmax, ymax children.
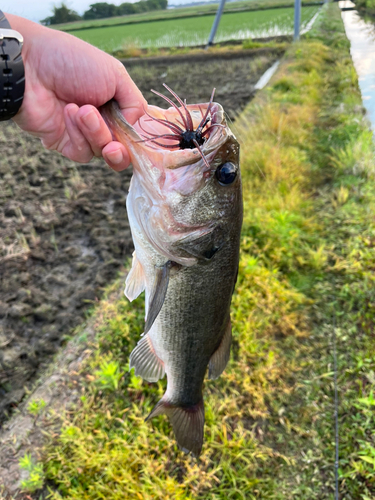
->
<box><xmin>83</xmin><ymin>0</ymin><xmax>168</xmax><ymax>20</ymax></box>
<box><xmin>83</xmin><ymin>2</ymin><xmax>119</xmax><ymax>19</ymax></box>
<box><xmin>41</xmin><ymin>3</ymin><xmax>81</xmax><ymax>25</ymax></box>
<box><xmin>41</xmin><ymin>0</ymin><xmax>168</xmax><ymax>25</ymax></box>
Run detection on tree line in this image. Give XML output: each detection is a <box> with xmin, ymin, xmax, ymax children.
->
<box><xmin>41</xmin><ymin>1</ymin><xmax>168</xmax><ymax>25</ymax></box>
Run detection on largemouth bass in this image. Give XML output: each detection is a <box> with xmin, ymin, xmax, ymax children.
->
<box><xmin>101</xmin><ymin>86</ymin><xmax>242</xmax><ymax>456</ymax></box>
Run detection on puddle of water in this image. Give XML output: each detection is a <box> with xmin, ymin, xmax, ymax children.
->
<box><xmin>253</xmin><ymin>8</ymin><xmax>321</xmax><ymax>92</ymax></box>
<box><xmin>254</xmin><ymin>60</ymin><xmax>280</xmax><ymax>89</ymax></box>
<box><xmin>301</xmin><ymin>9</ymin><xmax>322</xmax><ymax>33</ymax></box>
<box><xmin>340</xmin><ymin>2</ymin><xmax>375</xmax><ymax>133</ymax></box>
<box><xmin>339</xmin><ymin>0</ymin><xmax>355</xmax><ymax>8</ymax></box>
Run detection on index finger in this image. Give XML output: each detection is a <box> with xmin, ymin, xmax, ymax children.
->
<box><xmin>113</xmin><ymin>62</ymin><xmax>147</xmax><ymax>125</ymax></box>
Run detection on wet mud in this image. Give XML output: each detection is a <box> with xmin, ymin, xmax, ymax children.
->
<box><xmin>0</xmin><ymin>49</ymin><xmax>280</xmax><ymax>424</ymax></box>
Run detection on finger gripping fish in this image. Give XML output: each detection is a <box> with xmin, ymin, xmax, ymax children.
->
<box><xmin>101</xmin><ymin>86</ymin><xmax>243</xmax><ymax>457</ymax></box>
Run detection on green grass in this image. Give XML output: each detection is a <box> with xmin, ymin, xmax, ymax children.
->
<box><xmin>22</xmin><ymin>3</ymin><xmax>375</xmax><ymax>498</ymax></box>
<box><xmin>66</xmin><ymin>6</ymin><xmax>320</xmax><ymax>51</ymax></box>
<box><xmin>355</xmin><ymin>0</ymin><xmax>375</xmax><ymax>16</ymax></box>
<box><xmin>55</xmin><ymin>0</ymin><xmax>322</xmax><ymax>32</ymax></box>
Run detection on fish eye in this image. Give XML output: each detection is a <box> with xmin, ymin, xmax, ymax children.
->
<box><xmin>215</xmin><ymin>162</ymin><xmax>237</xmax><ymax>185</ymax></box>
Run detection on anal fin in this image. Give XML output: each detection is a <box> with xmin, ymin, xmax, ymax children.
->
<box><xmin>129</xmin><ymin>334</ymin><xmax>165</xmax><ymax>382</ymax></box>
<box><xmin>208</xmin><ymin>319</ymin><xmax>232</xmax><ymax>380</ymax></box>
<box><xmin>146</xmin><ymin>398</ymin><xmax>204</xmax><ymax>457</ymax></box>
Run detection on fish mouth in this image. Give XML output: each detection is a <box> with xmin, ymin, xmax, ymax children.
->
<box><xmin>100</xmin><ymin>86</ymin><xmax>229</xmax><ymax>176</ymax></box>
<box><xmin>132</xmin><ymin>85</ymin><xmax>228</xmax><ymax>170</ymax></box>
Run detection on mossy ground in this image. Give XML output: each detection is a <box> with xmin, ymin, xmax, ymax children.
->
<box><xmin>20</xmin><ymin>3</ymin><xmax>375</xmax><ymax>498</ymax></box>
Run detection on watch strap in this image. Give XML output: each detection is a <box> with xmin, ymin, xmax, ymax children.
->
<box><xmin>0</xmin><ymin>10</ymin><xmax>25</xmax><ymax>121</ymax></box>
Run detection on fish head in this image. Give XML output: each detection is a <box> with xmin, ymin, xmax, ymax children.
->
<box><xmin>100</xmin><ymin>96</ymin><xmax>242</xmax><ymax>265</ymax></box>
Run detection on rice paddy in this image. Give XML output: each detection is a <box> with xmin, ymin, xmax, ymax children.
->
<box><xmin>67</xmin><ymin>6</ymin><xmax>320</xmax><ymax>51</ymax></box>
<box><xmin>55</xmin><ymin>0</ymin><xmax>322</xmax><ymax>32</ymax></box>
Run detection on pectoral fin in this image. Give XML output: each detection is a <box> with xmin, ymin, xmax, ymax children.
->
<box><xmin>144</xmin><ymin>261</ymin><xmax>171</xmax><ymax>334</ymax></box>
<box><xmin>208</xmin><ymin>319</ymin><xmax>232</xmax><ymax>380</ymax></box>
<box><xmin>174</xmin><ymin>225</ymin><xmax>227</xmax><ymax>261</ymax></box>
<box><xmin>125</xmin><ymin>251</ymin><xmax>145</xmax><ymax>301</ymax></box>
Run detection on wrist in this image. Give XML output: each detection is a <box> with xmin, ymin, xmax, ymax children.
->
<box><xmin>4</xmin><ymin>13</ymin><xmax>45</xmax><ymax>65</ymax></box>
<box><xmin>0</xmin><ymin>11</ymin><xmax>25</xmax><ymax>120</ymax></box>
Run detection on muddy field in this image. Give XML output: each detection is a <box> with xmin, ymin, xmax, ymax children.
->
<box><xmin>0</xmin><ymin>49</ymin><xmax>281</xmax><ymax>424</ymax></box>
<box><xmin>126</xmin><ymin>49</ymin><xmax>281</xmax><ymax>120</ymax></box>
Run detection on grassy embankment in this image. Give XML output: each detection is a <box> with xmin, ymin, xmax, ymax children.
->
<box><xmin>21</xmin><ymin>3</ymin><xmax>375</xmax><ymax>498</ymax></box>
<box><xmin>355</xmin><ymin>0</ymin><xmax>375</xmax><ymax>16</ymax></box>
<box><xmin>112</xmin><ymin>39</ymin><xmax>287</xmax><ymax>60</ymax></box>
<box><xmin>54</xmin><ymin>0</ymin><xmax>322</xmax><ymax>32</ymax></box>
<box><xmin>62</xmin><ymin>6</ymin><xmax>319</xmax><ymax>52</ymax></box>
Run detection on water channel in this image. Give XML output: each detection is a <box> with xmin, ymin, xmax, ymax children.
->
<box><xmin>340</xmin><ymin>0</ymin><xmax>375</xmax><ymax>134</ymax></box>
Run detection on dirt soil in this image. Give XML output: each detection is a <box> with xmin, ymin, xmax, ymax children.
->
<box><xmin>0</xmin><ymin>49</ymin><xmax>281</xmax><ymax>426</ymax></box>
<box><xmin>127</xmin><ymin>48</ymin><xmax>281</xmax><ymax>120</ymax></box>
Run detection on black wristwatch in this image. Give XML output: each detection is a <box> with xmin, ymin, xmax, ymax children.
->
<box><xmin>0</xmin><ymin>10</ymin><xmax>25</xmax><ymax>121</ymax></box>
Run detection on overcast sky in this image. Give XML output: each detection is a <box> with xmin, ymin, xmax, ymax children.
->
<box><xmin>3</xmin><ymin>0</ymin><xmax>196</xmax><ymax>23</ymax></box>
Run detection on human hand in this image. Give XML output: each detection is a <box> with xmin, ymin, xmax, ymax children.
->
<box><xmin>6</xmin><ymin>14</ymin><xmax>146</xmax><ymax>171</ymax></box>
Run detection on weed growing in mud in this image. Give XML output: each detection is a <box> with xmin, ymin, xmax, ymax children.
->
<box><xmin>19</xmin><ymin>454</ymin><xmax>45</xmax><ymax>492</ymax></box>
<box><xmin>24</xmin><ymin>4</ymin><xmax>375</xmax><ymax>499</ymax></box>
<box><xmin>94</xmin><ymin>359</ymin><xmax>124</xmax><ymax>391</ymax></box>
<box><xmin>27</xmin><ymin>398</ymin><xmax>47</xmax><ymax>417</ymax></box>
<box><xmin>0</xmin><ymin>232</ymin><xmax>30</xmax><ymax>263</ymax></box>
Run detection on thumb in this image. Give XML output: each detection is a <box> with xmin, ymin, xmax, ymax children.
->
<box><xmin>113</xmin><ymin>63</ymin><xmax>147</xmax><ymax>125</ymax></box>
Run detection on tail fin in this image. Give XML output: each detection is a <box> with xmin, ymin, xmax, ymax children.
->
<box><xmin>146</xmin><ymin>398</ymin><xmax>204</xmax><ymax>457</ymax></box>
